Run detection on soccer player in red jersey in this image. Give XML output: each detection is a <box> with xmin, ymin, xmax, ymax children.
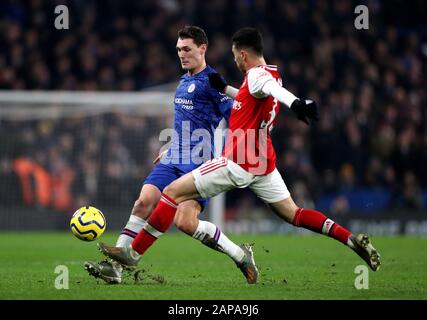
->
<box><xmin>99</xmin><ymin>27</ymin><xmax>381</xmax><ymax>283</ymax></box>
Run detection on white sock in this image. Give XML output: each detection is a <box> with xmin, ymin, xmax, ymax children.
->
<box><xmin>193</xmin><ymin>220</ymin><xmax>244</xmax><ymax>263</ymax></box>
<box><xmin>116</xmin><ymin>215</ymin><xmax>147</xmax><ymax>247</ymax></box>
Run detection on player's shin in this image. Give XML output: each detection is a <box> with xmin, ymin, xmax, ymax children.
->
<box><xmin>193</xmin><ymin>220</ymin><xmax>245</xmax><ymax>263</ymax></box>
<box><xmin>132</xmin><ymin>193</ymin><xmax>178</xmax><ymax>255</ymax></box>
<box><xmin>292</xmin><ymin>208</ymin><xmax>351</xmax><ymax>245</ymax></box>
<box><xmin>116</xmin><ymin>214</ymin><xmax>147</xmax><ymax>247</ymax></box>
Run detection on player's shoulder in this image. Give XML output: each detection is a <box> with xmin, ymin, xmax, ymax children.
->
<box><xmin>204</xmin><ymin>65</ymin><xmax>217</xmax><ymax>74</ymax></box>
<box><xmin>247</xmin><ymin>65</ymin><xmax>274</xmax><ymax>83</ymax></box>
<box><xmin>199</xmin><ymin>66</ymin><xmax>227</xmax><ymax>96</ymax></box>
<box><xmin>247</xmin><ymin>65</ymin><xmax>282</xmax><ymax>88</ymax></box>
<box><xmin>197</xmin><ymin>65</ymin><xmax>218</xmax><ymax>81</ymax></box>
<box><xmin>260</xmin><ymin>64</ymin><xmax>279</xmax><ymax>71</ymax></box>
<box><xmin>248</xmin><ymin>65</ymin><xmax>278</xmax><ymax>77</ymax></box>
<box><xmin>256</xmin><ymin>64</ymin><xmax>279</xmax><ymax>71</ymax></box>
<box><xmin>184</xmin><ymin>66</ymin><xmax>216</xmax><ymax>87</ymax></box>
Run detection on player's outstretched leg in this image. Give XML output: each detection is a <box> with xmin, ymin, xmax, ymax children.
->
<box><xmin>292</xmin><ymin>208</ymin><xmax>381</xmax><ymax>271</ymax></box>
<box><xmin>270</xmin><ymin>198</ymin><xmax>381</xmax><ymax>271</ymax></box>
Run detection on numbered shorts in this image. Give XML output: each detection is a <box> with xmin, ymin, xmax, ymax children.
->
<box><xmin>193</xmin><ymin>157</ymin><xmax>291</xmax><ymax>204</ymax></box>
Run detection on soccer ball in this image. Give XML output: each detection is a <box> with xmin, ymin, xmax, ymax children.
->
<box><xmin>70</xmin><ymin>206</ymin><xmax>106</xmax><ymax>241</ymax></box>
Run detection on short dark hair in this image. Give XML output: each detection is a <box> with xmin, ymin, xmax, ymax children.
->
<box><xmin>178</xmin><ymin>26</ymin><xmax>208</xmax><ymax>47</ymax></box>
<box><xmin>231</xmin><ymin>27</ymin><xmax>263</xmax><ymax>56</ymax></box>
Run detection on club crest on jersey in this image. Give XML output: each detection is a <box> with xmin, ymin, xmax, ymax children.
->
<box><xmin>188</xmin><ymin>83</ymin><xmax>196</xmax><ymax>93</ymax></box>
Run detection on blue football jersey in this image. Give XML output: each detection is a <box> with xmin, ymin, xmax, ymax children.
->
<box><xmin>163</xmin><ymin>66</ymin><xmax>232</xmax><ymax>170</ymax></box>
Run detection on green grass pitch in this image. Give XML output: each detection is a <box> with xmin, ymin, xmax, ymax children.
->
<box><xmin>0</xmin><ymin>232</ymin><xmax>426</xmax><ymax>300</ymax></box>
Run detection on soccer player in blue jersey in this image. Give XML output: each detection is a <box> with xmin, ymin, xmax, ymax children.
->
<box><xmin>85</xmin><ymin>26</ymin><xmax>258</xmax><ymax>284</ymax></box>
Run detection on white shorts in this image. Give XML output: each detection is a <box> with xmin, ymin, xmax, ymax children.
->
<box><xmin>193</xmin><ymin>157</ymin><xmax>291</xmax><ymax>204</ymax></box>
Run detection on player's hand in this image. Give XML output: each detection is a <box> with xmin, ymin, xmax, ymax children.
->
<box><xmin>208</xmin><ymin>73</ymin><xmax>228</xmax><ymax>93</ymax></box>
<box><xmin>290</xmin><ymin>99</ymin><xmax>319</xmax><ymax>125</ymax></box>
<box><xmin>153</xmin><ymin>150</ymin><xmax>167</xmax><ymax>165</ymax></box>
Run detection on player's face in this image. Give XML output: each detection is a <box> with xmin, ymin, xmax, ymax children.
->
<box><xmin>176</xmin><ymin>38</ymin><xmax>206</xmax><ymax>73</ymax></box>
<box><xmin>232</xmin><ymin>44</ymin><xmax>246</xmax><ymax>73</ymax></box>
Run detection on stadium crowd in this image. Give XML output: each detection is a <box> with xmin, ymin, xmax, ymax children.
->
<box><xmin>1</xmin><ymin>0</ymin><xmax>427</xmax><ymax>215</ymax></box>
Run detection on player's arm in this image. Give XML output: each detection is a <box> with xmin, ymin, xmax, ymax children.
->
<box><xmin>250</xmin><ymin>70</ymin><xmax>319</xmax><ymax>125</ymax></box>
<box><xmin>262</xmin><ymin>80</ymin><xmax>319</xmax><ymax>124</ymax></box>
<box><xmin>224</xmin><ymin>85</ymin><xmax>238</xmax><ymax>99</ymax></box>
<box><xmin>208</xmin><ymin>73</ymin><xmax>238</xmax><ymax>99</ymax></box>
<box><xmin>261</xmin><ymin>80</ymin><xmax>298</xmax><ymax>106</ymax></box>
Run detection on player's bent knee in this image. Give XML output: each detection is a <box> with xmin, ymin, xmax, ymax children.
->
<box><xmin>270</xmin><ymin>196</ymin><xmax>299</xmax><ymax>223</ymax></box>
<box><xmin>132</xmin><ymin>196</ymin><xmax>157</xmax><ymax>218</ymax></box>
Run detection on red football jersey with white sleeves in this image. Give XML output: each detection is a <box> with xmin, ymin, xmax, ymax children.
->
<box><xmin>223</xmin><ymin>65</ymin><xmax>282</xmax><ymax>175</ymax></box>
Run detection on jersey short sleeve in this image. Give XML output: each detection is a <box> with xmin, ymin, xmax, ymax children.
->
<box><xmin>247</xmin><ymin>67</ymin><xmax>276</xmax><ymax>99</ymax></box>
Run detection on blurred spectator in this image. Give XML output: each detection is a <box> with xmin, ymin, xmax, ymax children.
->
<box><xmin>390</xmin><ymin>171</ymin><xmax>424</xmax><ymax>211</ymax></box>
<box><xmin>330</xmin><ymin>195</ymin><xmax>350</xmax><ymax>215</ymax></box>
